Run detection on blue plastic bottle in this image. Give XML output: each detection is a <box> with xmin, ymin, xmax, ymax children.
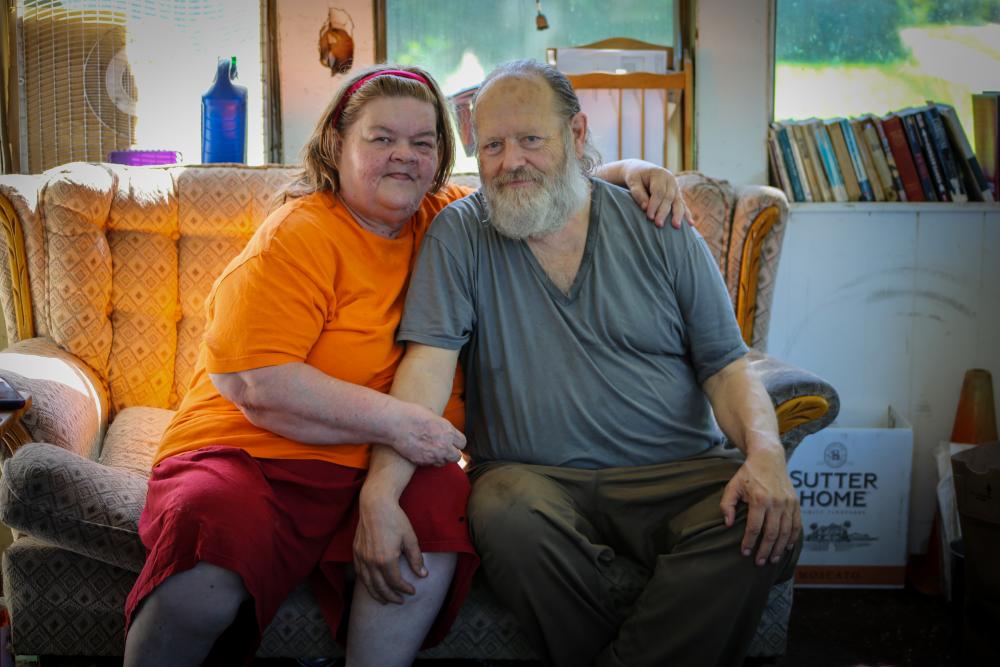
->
<box><xmin>201</xmin><ymin>57</ymin><xmax>247</xmax><ymax>163</ymax></box>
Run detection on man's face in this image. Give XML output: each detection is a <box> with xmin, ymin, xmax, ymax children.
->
<box><xmin>474</xmin><ymin>76</ymin><xmax>571</xmax><ymax>194</ymax></box>
<box><xmin>474</xmin><ymin>75</ymin><xmax>589</xmax><ymax>239</ymax></box>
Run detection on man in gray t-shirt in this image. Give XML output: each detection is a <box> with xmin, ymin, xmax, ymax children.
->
<box><xmin>397</xmin><ymin>180</ymin><xmax>746</xmax><ymax>470</ymax></box>
<box><xmin>362</xmin><ymin>61</ymin><xmax>801</xmax><ymax>667</ymax></box>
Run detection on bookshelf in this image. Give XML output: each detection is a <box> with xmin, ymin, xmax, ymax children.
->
<box><xmin>768</xmin><ymin>102</ymin><xmax>996</xmax><ymax>205</ymax></box>
<box><xmin>790</xmin><ymin>201</ymin><xmax>1000</xmax><ymax>214</ymax></box>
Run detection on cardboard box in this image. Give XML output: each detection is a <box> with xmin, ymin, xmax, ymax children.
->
<box><xmin>788</xmin><ymin>406</ymin><xmax>913</xmax><ymax>588</ymax></box>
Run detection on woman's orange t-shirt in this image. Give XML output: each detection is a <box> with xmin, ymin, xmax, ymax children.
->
<box><xmin>154</xmin><ymin>185</ymin><xmax>472</xmax><ymax>469</ymax></box>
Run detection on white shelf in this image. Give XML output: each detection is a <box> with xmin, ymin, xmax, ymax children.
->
<box><xmin>789</xmin><ymin>201</ymin><xmax>1000</xmax><ymax>214</ymax></box>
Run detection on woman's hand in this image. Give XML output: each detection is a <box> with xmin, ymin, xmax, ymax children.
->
<box><xmin>620</xmin><ymin>159</ymin><xmax>692</xmax><ymax>229</ymax></box>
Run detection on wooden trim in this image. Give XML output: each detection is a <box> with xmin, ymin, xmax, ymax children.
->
<box><xmin>565</xmin><ymin>71</ymin><xmax>687</xmax><ymax>91</ymax></box>
<box><xmin>682</xmin><ymin>50</ymin><xmax>694</xmax><ymax>170</ymax></box>
<box><xmin>616</xmin><ymin>89</ymin><xmax>623</xmax><ymax>161</ymax></box>
<box><xmin>735</xmin><ymin>204</ymin><xmax>781</xmax><ymax>345</ymax></box>
<box><xmin>775</xmin><ymin>395</ymin><xmax>830</xmax><ymax>435</ymax></box>
<box><xmin>374</xmin><ymin>0</ymin><xmax>386</xmax><ymax>64</ymax></box>
<box><xmin>640</xmin><ymin>89</ymin><xmax>646</xmax><ymax>162</ymax></box>
<box><xmin>0</xmin><ymin>191</ymin><xmax>32</xmax><ymax>340</ymax></box>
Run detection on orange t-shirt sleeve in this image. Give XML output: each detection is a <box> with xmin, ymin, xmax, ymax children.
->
<box><xmin>203</xmin><ymin>251</ymin><xmax>330</xmax><ymax>374</ymax></box>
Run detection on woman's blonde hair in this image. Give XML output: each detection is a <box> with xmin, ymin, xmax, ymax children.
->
<box><xmin>280</xmin><ymin>64</ymin><xmax>456</xmax><ymax>204</ymax></box>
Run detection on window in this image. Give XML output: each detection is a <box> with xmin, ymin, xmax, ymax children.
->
<box><xmin>14</xmin><ymin>0</ymin><xmax>266</xmax><ymax>172</ymax></box>
<box><xmin>384</xmin><ymin>0</ymin><xmax>676</xmax><ymax>171</ymax></box>
<box><xmin>774</xmin><ymin>0</ymin><xmax>1000</xmax><ymax>139</ymax></box>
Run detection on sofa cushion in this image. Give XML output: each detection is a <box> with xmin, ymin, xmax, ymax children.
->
<box><xmin>98</xmin><ymin>406</ymin><xmax>173</xmax><ymax>477</ymax></box>
<box><xmin>0</xmin><ymin>442</ymin><xmax>146</xmax><ymax>573</ymax></box>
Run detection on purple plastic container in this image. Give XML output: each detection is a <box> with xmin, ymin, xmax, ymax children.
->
<box><xmin>107</xmin><ymin>150</ymin><xmax>180</xmax><ymax>166</ymax></box>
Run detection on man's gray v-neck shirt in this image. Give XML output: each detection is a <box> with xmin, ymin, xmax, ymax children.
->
<box><xmin>398</xmin><ymin>179</ymin><xmax>748</xmax><ymax>469</ymax></box>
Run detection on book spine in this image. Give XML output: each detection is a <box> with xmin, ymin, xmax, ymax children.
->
<box><xmin>924</xmin><ymin>106</ymin><xmax>967</xmax><ymax>202</ymax></box>
<box><xmin>862</xmin><ymin>122</ymin><xmax>898</xmax><ymax>201</ymax></box>
<box><xmin>901</xmin><ymin>113</ymin><xmax>938</xmax><ymax>201</ymax></box>
<box><xmin>776</xmin><ymin>125</ymin><xmax>805</xmax><ymax>202</ymax></box>
<box><xmin>883</xmin><ymin>115</ymin><xmax>925</xmax><ymax>201</ymax></box>
<box><xmin>803</xmin><ymin>121</ymin><xmax>833</xmax><ymax>202</ymax></box>
<box><xmin>768</xmin><ymin>128</ymin><xmax>794</xmax><ymax>201</ymax></box>
<box><xmin>814</xmin><ymin>124</ymin><xmax>848</xmax><ymax>202</ymax></box>
<box><xmin>938</xmin><ymin>102</ymin><xmax>993</xmax><ymax>202</ymax></box>
<box><xmin>827</xmin><ymin>120</ymin><xmax>861</xmax><ymax>201</ymax></box>
<box><xmin>787</xmin><ymin>125</ymin><xmax>814</xmax><ymax>201</ymax></box>
<box><xmin>840</xmin><ymin>119</ymin><xmax>875</xmax><ymax>201</ymax></box>
<box><xmin>914</xmin><ymin>110</ymin><xmax>951</xmax><ymax>201</ymax></box>
<box><xmin>853</xmin><ymin>120</ymin><xmax>884</xmax><ymax>201</ymax></box>
<box><xmin>874</xmin><ymin>116</ymin><xmax>907</xmax><ymax>201</ymax></box>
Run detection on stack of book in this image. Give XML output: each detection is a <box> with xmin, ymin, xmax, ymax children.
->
<box><xmin>972</xmin><ymin>92</ymin><xmax>999</xmax><ymax>201</ymax></box>
<box><xmin>768</xmin><ymin>102</ymin><xmax>996</xmax><ymax>203</ymax></box>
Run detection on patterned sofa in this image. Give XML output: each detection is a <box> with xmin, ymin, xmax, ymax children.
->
<box><xmin>0</xmin><ymin>163</ymin><xmax>838</xmax><ymax>661</ymax></box>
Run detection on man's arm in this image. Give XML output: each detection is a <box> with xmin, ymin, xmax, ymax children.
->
<box><xmin>702</xmin><ymin>356</ymin><xmax>802</xmax><ymax>566</ymax></box>
<box><xmin>354</xmin><ymin>344</ymin><xmax>461</xmax><ymax>604</ymax></box>
<box><xmin>594</xmin><ymin>159</ymin><xmax>691</xmax><ymax>228</ymax></box>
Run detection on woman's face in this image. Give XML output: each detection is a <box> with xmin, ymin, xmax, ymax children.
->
<box><xmin>337</xmin><ymin>95</ymin><xmax>440</xmax><ymax>229</ymax></box>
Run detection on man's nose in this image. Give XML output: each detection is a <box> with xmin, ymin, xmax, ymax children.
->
<box><xmin>499</xmin><ymin>144</ymin><xmax>526</xmax><ymax>172</ymax></box>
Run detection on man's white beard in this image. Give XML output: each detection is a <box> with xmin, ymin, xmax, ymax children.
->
<box><xmin>481</xmin><ymin>136</ymin><xmax>590</xmax><ymax>240</ymax></box>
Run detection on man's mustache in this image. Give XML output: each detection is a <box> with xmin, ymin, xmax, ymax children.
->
<box><xmin>493</xmin><ymin>166</ymin><xmax>545</xmax><ymax>187</ymax></box>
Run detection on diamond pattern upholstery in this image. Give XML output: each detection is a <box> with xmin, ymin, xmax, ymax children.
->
<box><xmin>0</xmin><ymin>164</ymin><xmax>824</xmax><ymax>661</ymax></box>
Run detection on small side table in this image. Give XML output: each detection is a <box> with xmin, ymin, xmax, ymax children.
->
<box><xmin>0</xmin><ymin>392</ymin><xmax>31</xmax><ymax>460</ymax></box>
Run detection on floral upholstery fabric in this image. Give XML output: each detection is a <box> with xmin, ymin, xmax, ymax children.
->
<box><xmin>0</xmin><ymin>337</ymin><xmax>107</xmax><ymax>459</ymax></box>
<box><xmin>677</xmin><ymin>171</ymin><xmax>734</xmax><ymax>283</ymax></box>
<box><xmin>42</xmin><ymin>164</ymin><xmax>116</xmax><ymax>378</ymax></box>
<box><xmin>106</xmin><ymin>167</ymin><xmax>179</xmax><ymax>411</ymax></box>
<box><xmin>0</xmin><ymin>443</ymin><xmax>147</xmax><ymax>572</ymax></box>
<box><xmin>97</xmin><ymin>406</ymin><xmax>171</xmax><ymax>476</ymax></box>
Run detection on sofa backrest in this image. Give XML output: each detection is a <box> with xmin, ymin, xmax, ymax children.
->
<box><xmin>1</xmin><ymin>163</ymin><xmax>787</xmax><ymax>416</ymax></box>
<box><xmin>0</xmin><ymin>163</ymin><xmax>297</xmax><ymax>414</ymax></box>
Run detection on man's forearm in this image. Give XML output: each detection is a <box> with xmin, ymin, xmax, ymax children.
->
<box><xmin>365</xmin><ymin>344</ymin><xmax>462</xmax><ymax>498</ymax></box>
<box><xmin>702</xmin><ymin>356</ymin><xmax>783</xmax><ymax>457</ymax></box>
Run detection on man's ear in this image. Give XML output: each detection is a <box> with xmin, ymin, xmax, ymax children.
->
<box><xmin>570</xmin><ymin>112</ymin><xmax>588</xmax><ymax>158</ymax></box>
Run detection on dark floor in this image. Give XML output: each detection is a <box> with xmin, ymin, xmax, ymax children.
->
<box><xmin>28</xmin><ymin>585</ymin><xmax>997</xmax><ymax>667</ymax></box>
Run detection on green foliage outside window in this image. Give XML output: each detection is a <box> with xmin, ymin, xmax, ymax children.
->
<box><xmin>774</xmin><ymin>0</ymin><xmax>1000</xmax><ymax>145</ymax></box>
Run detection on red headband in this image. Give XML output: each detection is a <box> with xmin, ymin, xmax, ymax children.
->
<box><xmin>330</xmin><ymin>69</ymin><xmax>432</xmax><ymax>127</ymax></box>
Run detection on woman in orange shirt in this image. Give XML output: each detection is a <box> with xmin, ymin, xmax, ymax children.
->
<box><xmin>123</xmin><ymin>64</ymin><xmax>688</xmax><ymax>667</ymax></box>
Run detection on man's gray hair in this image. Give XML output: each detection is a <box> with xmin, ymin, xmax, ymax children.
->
<box><xmin>472</xmin><ymin>59</ymin><xmax>602</xmax><ymax>174</ymax></box>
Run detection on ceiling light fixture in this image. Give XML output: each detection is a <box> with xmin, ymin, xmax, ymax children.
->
<box><xmin>535</xmin><ymin>0</ymin><xmax>549</xmax><ymax>31</ymax></box>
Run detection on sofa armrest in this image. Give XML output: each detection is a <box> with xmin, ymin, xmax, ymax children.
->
<box><xmin>747</xmin><ymin>350</ymin><xmax>840</xmax><ymax>458</ymax></box>
<box><xmin>729</xmin><ymin>185</ymin><xmax>789</xmax><ymax>351</ymax></box>
<box><xmin>0</xmin><ymin>337</ymin><xmax>108</xmax><ymax>461</ymax></box>
<box><xmin>0</xmin><ymin>442</ymin><xmax>146</xmax><ymax>572</ymax></box>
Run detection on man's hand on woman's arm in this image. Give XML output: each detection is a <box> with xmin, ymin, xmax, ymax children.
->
<box><xmin>595</xmin><ymin>158</ymin><xmax>692</xmax><ymax>229</ymax></box>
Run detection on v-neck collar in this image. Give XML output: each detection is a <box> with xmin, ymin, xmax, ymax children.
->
<box><xmin>519</xmin><ymin>180</ymin><xmax>600</xmax><ymax>305</ymax></box>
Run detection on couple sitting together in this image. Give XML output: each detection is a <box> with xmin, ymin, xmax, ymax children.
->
<box><xmin>122</xmin><ymin>59</ymin><xmax>801</xmax><ymax>667</ymax></box>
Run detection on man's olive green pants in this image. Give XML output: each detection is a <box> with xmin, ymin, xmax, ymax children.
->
<box><xmin>468</xmin><ymin>456</ymin><xmax>800</xmax><ymax>667</ymax></box>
